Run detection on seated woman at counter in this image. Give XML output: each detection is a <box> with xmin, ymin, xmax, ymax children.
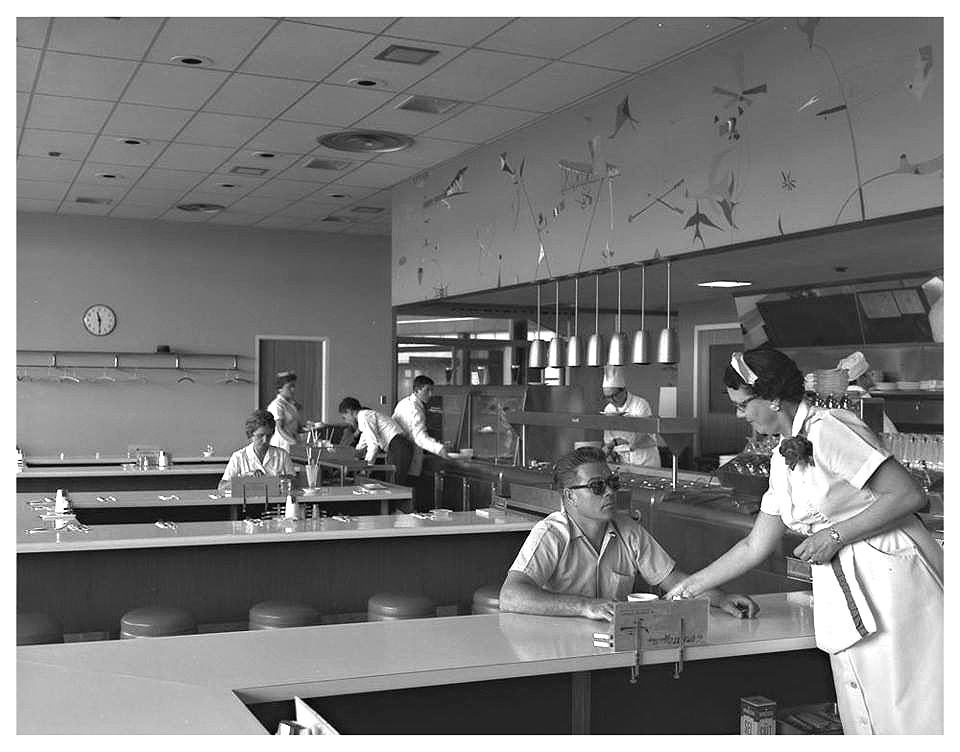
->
<box><xmin>267</xmin><ymin>371</ymin><xmax>304</xmax><ymax>453</ymax></box>
<box><xmin>665</xmin><ymin>348</ymin><xmax>943</xmax><ymax>735</ymax></box>
<box><xmin>499</xmin><ymin>446</ymin><xmax>757</xmax><ymax>621</ymax></box>
<box><xmin>218</xmin><ymin>410</ymin><xmax>294</xmax><ymax>494</ymax></box>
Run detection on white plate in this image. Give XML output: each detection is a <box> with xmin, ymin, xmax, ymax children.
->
<box><xmin>897</xmin><ymin>381</ymin><xmax>921</xmax><ymax>390</ymax></box>
<box><xmin>872</xmin><ymin>382</ymin><xmax>896</xmax><ymax>391</ymax></box>
<box><xmin>447</xmin><ymin>452</ymin><xmax>462</xmax><ymax>458</ymax></box>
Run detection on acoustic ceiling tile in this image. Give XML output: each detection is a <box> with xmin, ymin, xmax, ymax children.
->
<box><xmin>35</xmin><ymin>52</ymin><xmax>138</xmax><ymax>100</ymax></box>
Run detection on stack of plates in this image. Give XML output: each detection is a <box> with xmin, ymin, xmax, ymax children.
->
<box><xmin>872</xmin><ymin>382</ymin><xmax>896</xmax><ymax>391</ymax></box>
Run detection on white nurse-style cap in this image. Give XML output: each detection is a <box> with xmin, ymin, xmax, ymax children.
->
<box><xmin>602</xmin><ymin>365</ymin><xmax>626</xmax><ymax>389</ymax></box>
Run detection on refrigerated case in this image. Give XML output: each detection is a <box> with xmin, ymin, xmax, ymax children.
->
<box><xmin>432</xmin><ymin>385</ymin><xmax>526</xmax><ymax>462</ymax></box>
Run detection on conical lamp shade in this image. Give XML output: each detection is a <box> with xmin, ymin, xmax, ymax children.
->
<box><xmin>528</xmin><ymin>338</ymin><xmax>546</xmax><ymax>368</ymax></box>
<box><xmin>586</xmin><ymin>333</ymin><xmax>605</xmax><ymax>366</ymax></box>
<box><xmin>547</xmin><ymin>336</ymin><xmax>563</xmax><ymax>368</ymax></box>
<box><xmin>607</xmin><ymin>332</ymin><xmax>627</xmax><ymax>366</ymax></box>
<box><xmin>566</xmin><ymin>334</ymin><xmax>582</xmax><ymax>367</ymax></box>
<box><xmin>631</xmin><ymin>329</ymin><xmax>650</xmax><ymax>364</ymax></box>
<box><xmin>656</xmin><ymin>328</ymin><xmax>678</xmax><ymax>364</ymax></box>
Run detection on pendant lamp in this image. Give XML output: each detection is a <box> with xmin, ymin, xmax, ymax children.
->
<box><xmin>607</xmin><ymin>268</ymin><xmax>627</xmax><ymax>365</ymax></box>
<box><xmin>586</xmin><ymin>273</ymin><xmax>604</xmax><ymax>366</ymax></box>
<box><xmin>566</xmin><ymin>277</ymin><xmax>582</xmax><ymax>367</ymax></box>
<box><xmin>631</xmin><ymin>264</ymin><xmax>650</xmax><ymax>363</ymax></box>
<box><xmin>528</xmin><ymin>282</ymin><xmax>546</xmax><ymax>368</ymax></box>
<box><xmin>547</xmin><ymin>279</ymin><xmax>563</xmax><ymax>368</ymax></box>
<box><xmin>656</xmin><ymin>260</ymin><xmax>679</xmax><ymax>364</ymax></box>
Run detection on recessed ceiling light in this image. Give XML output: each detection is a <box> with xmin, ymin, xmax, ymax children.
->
<box><xmin>321</xmin><ymin>216</ymin><xmax>350</xmax><ymax>223</ymax></box>
<box><xmin>169</xmin><ymin>55</ymin><xmax>212</xmax><ymax>66</ymax></box>
<box><xmin>47</xmin><ymin>151</ymin><xmax>62</xmax><ymax>157</ymax></box>
<box><xmin>177</xmin><ymin>203</ymin><xmax>225</xmax><ymax>213</ymax></box>
<box><xmin>75</xmin><ymin>197</ymin><xmax>113</xmax><ymax>205</ymax></box>
<box><xmin>350</xmin><ymin>206</ymin><xmax>385</xmax><ymax>214</ymax></box>
<box><xmin>95</xmin><ymin>172</ymin><xmax>121</xmax><ymax>180</ymax></box>
<box><xmin>348</xmin><ymin>77</ymin><xmax>387</xmax><ymax>88</ymax></box>
<box><xmin>218</xmin><ymin>183</ymin><xmax>238</xmax><ymax>188</ymax></box>
<box><xmin>374</xmin><ymin>44</ymin><xmax>439</xmax><ymax>66</ymax></box>
<box><xmin>327</xmin><ymin>192</ymin><xmax>350</xmax><ymax>199</ymax></box>
<box><xmin>116</xmin><ymin>137</ymin><xmax>147</xmax><ymax>146</ymax></box>
<box><xmin>397</xmin><ymin>95</ymin><xmax>460</xmax><ymax>115</ymax></box>
<box><xmin>252</xmin><ymin>151</ymin><xmax>276</xmax><ymax>159</ymax></box>
<box><xmin>697</xmin><ymin>280</ymin><xmax>752</xmax><ymax>288</ymax></box>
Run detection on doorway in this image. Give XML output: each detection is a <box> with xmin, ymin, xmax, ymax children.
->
<box><xmin>693</xmin><ymin>324</ymin><xmax>748</xmax><ymax>461</ymax></box>
<box><xmin>256</xmin><ymin>336</ymin><xmax>328</xmax><ymax>424</ymax></box>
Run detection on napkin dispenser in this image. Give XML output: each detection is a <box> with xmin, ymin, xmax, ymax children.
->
<box><xmin>231</xmin><ymin>476</ymin><xmax>281</xmax><ymax>500</ymax></box>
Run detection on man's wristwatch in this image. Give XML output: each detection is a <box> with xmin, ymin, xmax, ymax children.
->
<box><xmin>828</xmin><ymin>526</ymin><xmax>843</xmax><ymax>545</ymax></box>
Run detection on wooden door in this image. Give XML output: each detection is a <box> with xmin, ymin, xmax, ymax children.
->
<box><xmin>694</xmin><ymin>325</ymin><xmax>749</xmax><ymax>459</ymax></box>
<box><xmin>258</xmin><ymin>337</ymin><xmax>326</xmax><ymax>422</ymax></box>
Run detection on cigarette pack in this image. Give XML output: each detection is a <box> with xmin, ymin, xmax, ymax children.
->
<box><xmin>740</xmin><ymin>695</ymin><xmax>777</xmax><ymax>735</ymax></box>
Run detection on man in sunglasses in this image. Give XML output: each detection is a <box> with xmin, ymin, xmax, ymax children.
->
<box><xmin>499</xmin><ymin>446</ymin><xmax>758</xmax><ymax>621</ymax></box>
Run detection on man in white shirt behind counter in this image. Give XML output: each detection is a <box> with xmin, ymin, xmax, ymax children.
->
<box><xmin>601</xmin><ymin>366</ymin><xmax>661</xmax><ymax>468</ymax></box>
<box><xmin>499</xmin><ymin>446</ymin><xmax>757</xmax><ymax>621</ymax></box>
<box><xmin>392</xmin><ymin>375</ymin><xmax>449</xmax><ymax>490</ymax></box>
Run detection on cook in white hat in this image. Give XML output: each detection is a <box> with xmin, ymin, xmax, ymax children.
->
<box><xmin>600</xmin><ymin>366</ymin><xmax>661</xmax><ymax>467</ymax></box>
<box><xmin>837</xmin><ymin>352</ymin><xmax>899</xmax><ymax>434</ymax></box>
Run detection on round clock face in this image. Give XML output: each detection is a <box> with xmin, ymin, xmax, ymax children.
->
<box><xmin>82</xmin><ymin>304</ymin><xmax>116</xmax><ymax>336</ymax></box>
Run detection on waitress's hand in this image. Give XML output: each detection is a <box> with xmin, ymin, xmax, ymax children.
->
<box><xmin>713</xmin><ymin>593</ymin><xmax>759</xmax><ymax>619</ymax></box>
<box><xmin>663</xmin><ymin>576</ymin><xmax>702</xmax><ymax>601</ymax></box>
<box><xmin>793</xmin><ymin>530</ymin><xmax>843</xmax><ymax>566</ymax></box>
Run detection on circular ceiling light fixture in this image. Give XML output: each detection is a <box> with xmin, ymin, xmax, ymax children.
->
<box><xmin>252</xmin><ymin>151</ymin><xmax>277</xmax><ymax>159</ymax></box>
<box><xmin>116</xmin><ymin>137</ymin><xmax>147</xmax><ymax>146</ymax></box>
<box><xmin>170</xmin><ymin>55</ymin><xmax>213</xmax><ymax>66</ymax></box>
<box><xmin>327</xmin><ymin>192</ymin><xmax>351</xmax><ymax>199</ymax></box>
<box><xmin>95</xmin><ymin>172</ymin><xmax>121</xmax><ymax>180</ymax></box>
<box><xmin>176</xmin><ymin>203</ymin><xmax>225</xmax><ymax>213</ymax></box>
<box><xmin>348</xmin><ymin>77</ymin><xmax>387</xmax><ymax>88</ymax></box>
<box><xmin>318</xmin><ymin>130</ymin><xmax>414</xmax><ymax>154</ymax></box>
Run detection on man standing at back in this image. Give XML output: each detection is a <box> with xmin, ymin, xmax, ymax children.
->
<box><xmin>393</xmin><ymin>375</ymin><xmax>449</xmax><ymax>507</ymax></box>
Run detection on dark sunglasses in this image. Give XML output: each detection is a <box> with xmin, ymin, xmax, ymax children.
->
<box><xmin>568</xmin><ymin>474</ymin><xmax>621</xmax><ymax>495</ymax></box>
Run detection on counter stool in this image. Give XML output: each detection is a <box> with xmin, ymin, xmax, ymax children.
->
<box><xmin>367</xmin><ymin>592</ymin><xmax>437</xmax><ymax>621</ymax></box>
<box><xmin>471</xmin><ymin>584</ymin><xmax>502</xmax><ymax>614</ymax></box>
<box><xmin>248</xmin><ymin>600</ymin><xmax>320</xmax><ymax>630</ymax></box>
<box><xmin>120</xmin><ymin>606</ymin><xmax>197</xmax><ymax>639</ymax></box>
<box><xmin>17</xmin><ymin>612</ymin><xmax>63</xmax><ymax>645</ymax></box>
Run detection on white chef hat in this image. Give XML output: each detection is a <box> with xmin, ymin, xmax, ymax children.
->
<box><xmin>837</xmin><ymin>351</ymin><xmax>869</xmax><ymax>381</ymax></box>
<box><xmin>602</xmin><ymin>365</ymin><xmax>626</xmax><ymax>389</ymax></box>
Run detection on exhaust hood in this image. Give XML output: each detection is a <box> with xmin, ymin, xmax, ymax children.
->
<box><xmin>735</xmin><ymin>275</ymin><xmax>942</xmax><ymax>349</ymax></box>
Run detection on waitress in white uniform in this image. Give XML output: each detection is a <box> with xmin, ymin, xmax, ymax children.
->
<box><xmin>266</xmin><ymin>371</ymin><xmax>303</xmax><ymax>454</ymax></box>
<box><xmin>600</xmin><ymin>366</ymin><xmax>660</xmax><ymax>467</ymax></box>
<box><xmin>665</xmin><ymin>348</ymin><xmax>942</xmax><ymax>734</ymax></box>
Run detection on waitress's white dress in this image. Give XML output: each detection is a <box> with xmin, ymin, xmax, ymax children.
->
<box><xmin>760</xmin><ymin>401</ymin><xmax>943</xmax><ymax>734</ymax></box>
<box><xmin>267</xmin><ymin>394</ymin><xmax>301</xmax><ymax>453</ymax></box>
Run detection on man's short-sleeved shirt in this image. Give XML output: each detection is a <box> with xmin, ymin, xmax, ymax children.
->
<box><xmin>508</xmin><ymin>510</ymin><xmax>676</xmax><ymax>600</ymax></box>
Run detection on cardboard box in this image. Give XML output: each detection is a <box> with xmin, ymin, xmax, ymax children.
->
<box><xmin>595</xmin><ymin>597</ymin><xmax>709</xmax><ymax>652</ymax></box>
<box><xmin>740</xmin><ymin>695</ymin><xmax>777</xmax><ymax>735</ymax></box>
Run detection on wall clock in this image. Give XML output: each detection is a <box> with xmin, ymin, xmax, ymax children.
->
<box><xmin>82</xmin><ymin>304</ymin><xmax>117</xmax><ymax>336</ymax></box>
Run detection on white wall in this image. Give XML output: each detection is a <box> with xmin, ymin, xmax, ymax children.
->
<box><xmin>16</xmin><ymin>213</ymin><xmax>392</xmax><ymax>457</ymax></box>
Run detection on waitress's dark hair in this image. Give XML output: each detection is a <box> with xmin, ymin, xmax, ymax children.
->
<box><xmin>553</xmin><ymin>446</ymin><xmax>607</xmax><ymax>491</ymax></box>
<box><xmin>244</xmin><ymin>409</ymin><xmax>276</xmax><ymax>438</ymax></box>
<box><xmin>338</xmin><ymin>397</ymin><xmax>362</xmax><ymax>413</ymax></box>
<box><xmin>723</xmin><ymin>346</ymin><xmax>804</xmax><ymax>403</ymax></box>
<box><xmin>275</xmin><ymin>371</ymin><xmax>297</xmax><ymax>390</ymax></box>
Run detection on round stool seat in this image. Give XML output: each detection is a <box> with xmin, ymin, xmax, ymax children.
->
<box><xmin>248</xmin><ymin>600</ymin><xmax>319</xmax><ymax>630</ymax></box>
<box><xmin>120</xmin><ymin>607</ymin><xmax>197</xmax><ymax>639</ymax></box>
<box><xmin>17</xmin><ymin>612</ymin><xmax>64</xmax><ymax>645</ymax></box>
<box><xmin>367</xmin><ymin>592</ymin><xmax>436</xmax><ymax>621</ymax></box>
<box><xmin>471</xmin><ymin>584</ymin><xmax>502</xmax><ymax>614</ymax></box>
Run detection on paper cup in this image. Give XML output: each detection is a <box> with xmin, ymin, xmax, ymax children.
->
<box><xmin>627</xmin><ymin>592</ymin><xmax>659</xmax><ymax>602</ymax></box>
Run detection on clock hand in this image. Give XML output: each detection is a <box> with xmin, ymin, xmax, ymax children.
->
<box><xmin>96</xmin><ymin>312</ymin><xmax>102</xmax><ymax>332</ymax></box>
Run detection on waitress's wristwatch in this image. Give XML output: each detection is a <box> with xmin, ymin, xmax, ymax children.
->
<box><xmin>828</xmin><ymin>526</ymin><xmax>843</xmax><ymax>545</ymax></box>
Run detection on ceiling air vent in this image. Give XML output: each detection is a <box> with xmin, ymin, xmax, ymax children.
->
<box><xmin>396</xmin><ymin>95</ymin><xmax>460</xmax><ymax>115</ymax></box>
<box><xmin>374</xmin><ymin>44</ymin><xmax>439</xmax><ymax>65</ymax></box>
<box><xmin>177</xmin><ymin>203</ymin><xmax>225</xmax><ymax>213</ymax></box>
<box><xmin>74</xmin><ymin>197</ymin><xmax>113</xmax><ymax>205</ymax></box>
<box><xmin>304</xmin><ymin>157</ymin><xmax>355</xmax><ymax>171</ymax></box>
<box><xmin>350</xmin><ymin>206</ymin><xmax>385</xmax><ymax>214</ymax></box>
<box><xmin>318</xmin><ymin>130</ymin><xmax>414</xmax><ymax>154</ymax></box>
<box><xmin>229</xmin><ymin>166</ymin><xmax>269</xmax><ymax>176</ymax></box>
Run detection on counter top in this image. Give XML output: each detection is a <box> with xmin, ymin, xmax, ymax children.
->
<box><xmin>17</xmin><ymin>463</ymin><xmax>227</xmax><ymax>479</ymax></box>
<box><xmin>17</xmin><ymin>504</ymin><xmax>539</xmax><ymax>553</ymax></box>
<box><xmin>24</xmin><ymin>454</ymin><xmax>229</xmax><ymax>466</ymax></box>
<box><xmin>17</xmin><ymin>592</ymin><xmax>815</xmax><ymax>734</ymax></box>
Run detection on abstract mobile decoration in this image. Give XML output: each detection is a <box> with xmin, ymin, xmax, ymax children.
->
<box><xmin>907</xmin><ymin>45</ymin><xmax>934</xmax><ymax>101</ymax></box>
<box><xmin>711</xmin><ymin>49</ymin><xmax>767</xmax><ymax>142</ymax></box>
<box><xmin>796</xmin><ymin>17</ymin><xmax>821</xmax><ymax>49</ymax></box>
<box><xmin>832</xmin><ymin>151</ymin><xmax>943</xmax><ymax>224</ymax></box>
<box><xmin>780</xmin><ymin>170</ymin><xmax>797</xmax><ymax>191</ymax></box>
<box><xmin>609</xmin><ymin>96</ymin><xmax>641</xmax><ymax>139</ymax></box>
<box><xmin>559</xmin><ymin>138</ymin><xmax>621</xmax><ymax>271</ymax></box>
<box><xmin>422</xmin><ymin>166</ymin><xmax>468</xmax><ymax>209</ymax></box>
<box><xmin>499</xmin><ymin>151</ymin><xmax>553</xmax><ymax>278</ymax></box>
<box><xmin>628</xmin><ymin>179</ymin><xmax>685</xmax><ymax>222</ymax></box>
<box><xmin>684</xmin><ymin>200</ymin><xmax>723</xmax><ymax>248</ymax></box>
